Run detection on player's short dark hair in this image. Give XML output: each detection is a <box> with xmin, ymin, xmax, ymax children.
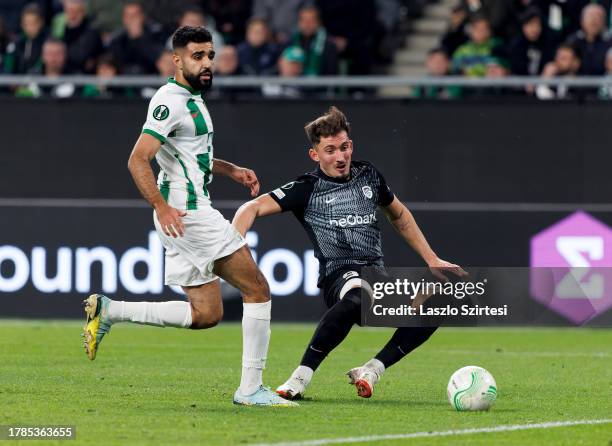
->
<box><xmin>304</xmin><ymin>106</ymin><xmax>351</xmax><ymax>146</ymax></box>
<box><xmin>172</xmin><ymin>26</ymin><xmax>212</xmax><ymax>50</ymax></box>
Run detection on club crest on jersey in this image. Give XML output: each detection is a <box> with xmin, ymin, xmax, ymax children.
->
<box><xmin>153</xmin><ymin>105</ymin><xmax>169</xmax><ymax>121</ymax></box>
<box><xmin>362</xmin><ymin>185</ymin><xmax>373</xmax><ymax>199</ymax></box>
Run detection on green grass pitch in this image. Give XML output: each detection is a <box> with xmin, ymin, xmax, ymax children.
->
<box><xmin>1</xmin><ymin>321</ymin><xmax>610</xmax><ymax>445</ymax></box>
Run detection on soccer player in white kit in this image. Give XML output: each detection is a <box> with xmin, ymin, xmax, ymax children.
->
<box><xmin>82</xmin><ymin>26</ymin><xmax>296</xmax><ymax>407</ymax></box>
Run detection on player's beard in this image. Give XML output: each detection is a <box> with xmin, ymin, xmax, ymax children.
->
<box><xmin>184</xmin><ymin>69</ymin><xmax>213</xmax><ymax>92</ymax></box>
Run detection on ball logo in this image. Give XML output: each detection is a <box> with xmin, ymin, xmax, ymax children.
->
<box><xmin>530</xmin><ymin>211</ymin><xmax>612</xmax><ymax>324</ymax></box>
<box><xmin>362</xmin><ymin>185</ymin><xmax>373</xmax><ymax>199</ymax></box>
<box><xmin>153</xmin><ymin>105</ymin><xmax>169</xmax><ymax>121</ymax></box>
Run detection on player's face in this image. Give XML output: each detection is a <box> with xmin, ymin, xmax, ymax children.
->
<box><xmin>174</xmin><ymin>42</ymin><xmax>215</xmax><ymax>91</ymax></box>
<box><xmin>310</xmin><ymin>131</ymin><xmax>353</xmax><ymax>179</ymax></box>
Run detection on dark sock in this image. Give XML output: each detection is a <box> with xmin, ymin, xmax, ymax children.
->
<box><xmin>300</xmin><ymin>288</ymin><xmax>362</xmax><ymax>371</ymax></box>
<box><xmin>374</xmin><ymin>327</ymin><xmax>438</xmax><ymax>369</ymax></box>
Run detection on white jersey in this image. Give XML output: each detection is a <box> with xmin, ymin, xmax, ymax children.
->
<box><xmin>142</xmin><ymin>78</ymin><xmax>214</xmax><ymax>210</ymax></box>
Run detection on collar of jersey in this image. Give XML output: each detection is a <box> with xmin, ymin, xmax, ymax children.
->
<box><xmin>167</xmin><ymin>77</ymin><xmax>201</xmax><ymax>95</ymax></box>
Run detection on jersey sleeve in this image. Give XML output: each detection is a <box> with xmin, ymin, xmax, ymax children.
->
<box><xmin>141</xmin><ymin>92</ymin><xmax>182</xmax><ymax>144</ymax></box>
<box><xmin>268</xmin><ymin>178</ymin><xmax>314</xmax><ymax>212</ymax></box>
<box><xmin>373</xmin><ymin>165</ymin><xmax>395</xmax><ymax>206</ymax></box>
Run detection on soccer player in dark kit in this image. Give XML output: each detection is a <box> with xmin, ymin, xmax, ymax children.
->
<box><xmin>233</xmin><ymin>106</ymin><xmax>466</xmax><ymax>399</ymax></box>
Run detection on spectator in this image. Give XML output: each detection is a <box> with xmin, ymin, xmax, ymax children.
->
<box><xmin>565</xmin><ymin>3</ymin><xmax>611</xmax><ymax>75</ymax></box>
<box><xmin>441</xmin><ymin>5</ymin><xmax>469</xmax><ymax>56</ymax></box>
<box><xmin>107</xmin><ymin>0</ymin><xmax>165</xmax><ymax>75</ymax></box>
<box><xmin>507</xmin><ymin>7</ymin><xmax>559</xmax><ymax>76</ymax></box>
<box><xmin>88</xmin><ymin>0</ymin><xmax>123</xmax><ymax>35</ymax></box>
<box><xmin>252</xmin><ymin>0</ymin><xmax>307</xmax><ymax>44</ymax></box>
<box><xmin>0</xmin><ymin>16</ymin><xmax>9</xmax><ymax>69</ymax></box>
<box><xmin>51</xmin><ymin>0</ymin><xmax>102</xmax><ymax>73</ymax></box>
<box><xmin>316</xmin><ymin>0</ymin><xmax>378</xmax><ymax>75</ymax></box>
<box><xmin>263</xmin><ymin>46</ymin><xmax>304</xmax><ymax>98</ymax></box>
<box><xmin>141</xmin><ymin>0</ymin><xmax>195</xmax><ymax>28</ymax></box>
<box><xmin>278</xmin><ymin>46</ymin><xmax>304</xmax><ymax>76</ymax></box>
<box><xmin>530</xmin><ymin>0</ymin><xmax>592</xmax><ymax>40</ymax></box>
<box><xmin>289</xmin><ymin>6</ymin><xmax>339</xmax><ymax>76</ymax></box>
<box><xmin>82</xmin><ymin>53</ymin><xmax>123</xmax><ymax>98</ymax></box>
<box><xmin>141</xmin><ymin>49</ymin><xmax>175</xmax><ymax>98</ymax></box>
<box><xmin>452</xmin><ymin>14</ymin><xmax>501</xmax><ymax>77</ymax></box>
<box><xmin>215</xmin><ymin>45</ymin><xmax>241</xmax><ymax>76</ymax></box>
<box><xmin>4</xmin><ymin>3</ymin><xmax>48</xmax><ymax>74</ymax></box>
<box><xmin>0</xmin><ymin>0</ymin><xmax>50</xmax><ymax>35</ymax></box>
<box><xmin>237</xmin><ymin>18</ymin><xmax>280</xmax><ymax>75</ymax></box>
<box><xmin>206</xmin><ymin>0</ymin><xmax>252</xmax><ymax>45</ymax></box>
<box><xmin>460</xmin><ymin>0</ymin><xmax>518</xmax><ymax>39</ymax></box>
<box><xmin>412</xmin><ymin>48</ymin><xmax>461</xmax><ymax>99</ymax></box>
<box><xmin>166</xmin><ymin>7</ymin><xmax>225</xmax><ymax>51</ymax></box>
<box><xmin>598</xmin><ymin>47</ymin><xmax>612</xmax><ymax>98</ymax></box>
<box><xmin>373</xmin><ymin>0</ymin><xmax>403</xmax><ymax>64</ymax></box>
<box><xmin>156</xmin><ymin>49</ymin><xmax>175</xmax><ymax>77</ymax></box>
<box><xmin>41</xmin><ymin>38</ymin><xmax>67</xmax><ymax>77</ymax></box>
<box><xmin>536</xmin><ymin>43</ymin><xmax>582</xmax><ymax>99</ymax></box>
<box><xmin>16</xmin><ymin>39</ymin><xmax>76</xmax><ymax>98</ymax></box>
<box><xmin>480</xmin><ymin>53</ymin><xmax>516</xmax><ymax>96</ymax></box>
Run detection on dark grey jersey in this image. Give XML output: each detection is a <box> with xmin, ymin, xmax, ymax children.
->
<box><xmin>268</xmin><ymin>160</ymin><xmax>395</xmax><ymax>285</ymax></box>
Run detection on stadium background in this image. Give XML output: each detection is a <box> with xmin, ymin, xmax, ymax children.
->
<box><xmin>1</xmin><ymin>2</ymin><xmax>611</xmax><ymax>445</ymax></box>
<box><xmin>1</xmin><ymin>0</ymin><xmax>612</xmax><ymax>325</ymax></box>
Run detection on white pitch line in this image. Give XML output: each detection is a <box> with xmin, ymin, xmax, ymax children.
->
<box><xmin>435</xmin><ymin>349</ymin><xmax>611</xmax><ymax>358</ymax></box>
<box><xmin>250</xmin><ymin>419</ymin><xmax>612</xmax><ymax>446</ymax></box>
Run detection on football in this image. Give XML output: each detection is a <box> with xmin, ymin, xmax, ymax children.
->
<box><xmin>447</xmin><ymin>366</ymin><xmax>497</xmax><ymax>411</ymax></box>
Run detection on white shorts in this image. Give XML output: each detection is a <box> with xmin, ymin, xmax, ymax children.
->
<box><xmin>153</xmin><ymin>205</ymin><xmax>246</xmax><ymax>287</ymax></box>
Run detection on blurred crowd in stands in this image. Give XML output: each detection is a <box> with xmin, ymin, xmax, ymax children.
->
<box><xmin>0</xmin><ymin>0</ymin><xmax>416</xmax><ymax>98</ymax></box>
<box><xmin>3</xmin><ymin>0</ymin><xmax>612</xmax><ymax>99</ymax></box>
<box><xmin>423</xmin><ymin>0</ymin><xmax>612</xmax><ymax>99</ymax></box>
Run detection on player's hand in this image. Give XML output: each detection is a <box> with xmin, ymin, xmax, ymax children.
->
<box><xmin>232</xmin><ymin>167</ymin><xmax>260</xmax><ymax>197</ymax></box>
<box><xmin>155</xmin><ymin>203</ymin><xmax>187</xmax><ymax>238</ymax></box>
<box><xmin>427</xmin><ymin>258</ymin><xmax>468</xmax><ymax>282</ymax></box>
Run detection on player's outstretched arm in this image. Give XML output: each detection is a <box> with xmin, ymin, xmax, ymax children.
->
<box><xmin>232</xmin><ymin>194</ymin><xmax>282</xmax><ymax>236</ymax></box>
<box><xmin>127</xmin><ymin>133</ymin><xmax>186</xmax><ymax>238</ymax></box>
<box><xmin>212</xmin><ymin>158</ymin><xmax>260</xmax><ymax>197</ymax></box>
<box><xmin>383</xmin><ymin>196</ymin><xmax>467</xmax><ymax>280</ymax></box>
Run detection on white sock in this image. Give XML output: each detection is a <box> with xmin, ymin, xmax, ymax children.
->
<box><xmin>239</xmin><ymin>301</ymin><xmax>271</xmax><ymax>396</ymax></box>
<box><xmin>292</xmin><ymin>365</ymin><xmax>313</xmax><ymax>386</ymax></box>
<box><xmin>107</xmin><ymin>300</ymin><xmax>192</xmax><ymax>328</ymax></box>
<box><xmin>365</xmin><ymin>358</ymin><xmax>385</xmax><ymax>376</ymax></box>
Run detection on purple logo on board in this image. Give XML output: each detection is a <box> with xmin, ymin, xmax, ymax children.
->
<box><xmin>530</xmin><ymin>211</ymin><xmax>612</xmax><ymax>325</ymax></box>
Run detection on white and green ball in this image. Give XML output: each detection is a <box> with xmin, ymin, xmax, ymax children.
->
<box><xmin>447</xmin><ymin>366</ymin><xmax>497</xmax><ymax>411</ymax></box>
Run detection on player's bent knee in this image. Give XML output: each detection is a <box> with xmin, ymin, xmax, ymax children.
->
<box><xmin>190</xmin><ymin>306</ymin><xmax>223</xmax><ymax>329</ymax></box>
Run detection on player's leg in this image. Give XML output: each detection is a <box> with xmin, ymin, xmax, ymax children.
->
<box><xmin>348</xmin><ymin>327</ymin><xmax>438</xmax><ymax>398</ymax></box>
<box><xmin>82</xmin><ymin>280</ymin><xmax>224</xmax><ymax>361</ymax></box>
<box><xmin>82</xmin><ymin>288</ymin><xmax>200</xmax><ymax>361</ymax></box>
<box><xmin>277</xmin><ymin>275</ymin><xmax>365</xmax><ymax>400</ymax></box>
<box><xmin>213</xmin><ymin>245</ymin><xmax>297</xmax><ymax>406</ymax></box>
<box><xmin>83</xmin><ymin>210</ymin><xmax>226</xmax><ymax>360</ymax></box>
<box><xmin>349</xmin><ymin>276</ymin><xmax>457</xmax><ymax>397</ymax></box>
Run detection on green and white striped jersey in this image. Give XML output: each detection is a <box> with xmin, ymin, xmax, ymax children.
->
<box><xmin>142</xmin><ymin>78</ymin><xmax>214</xmax><ymax>210</ymax></box>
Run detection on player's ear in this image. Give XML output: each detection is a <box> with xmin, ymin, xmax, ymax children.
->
<box><xmin>172</xmin><ymin>52</ymin><xmax>181</xmax><ymax>70</ymax></box>
<box><xmin>308</xmin><ymin>147</ymin><xmax>319</xmax><ymax>162</ymax></box>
